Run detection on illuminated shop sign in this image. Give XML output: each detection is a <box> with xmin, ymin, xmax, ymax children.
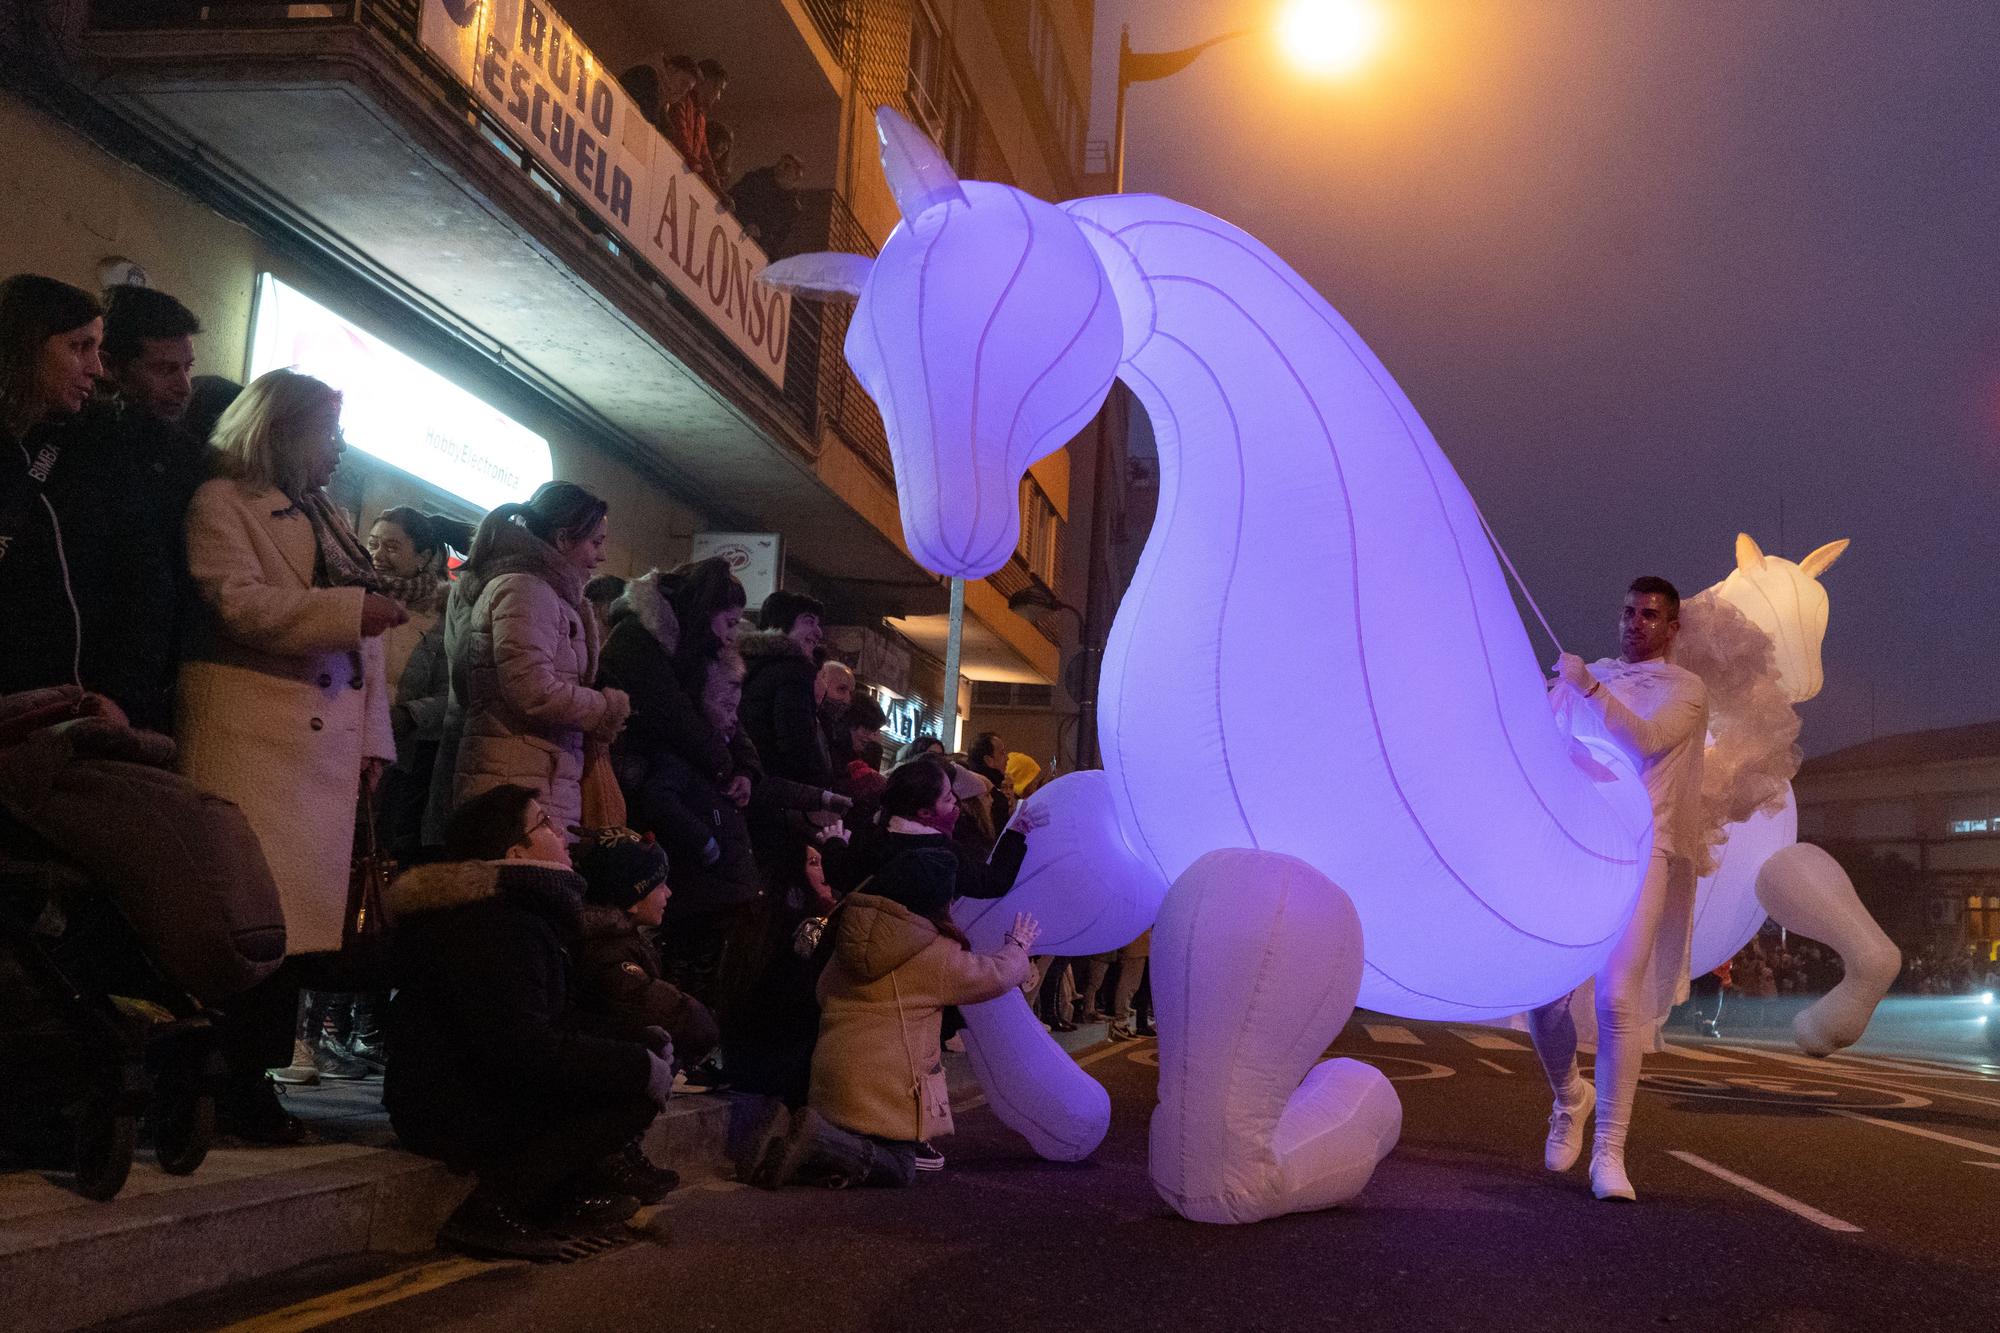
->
<box><xmin>873</xmin><ymin>687</ymin><xmax>942</xmax><ymax>746</ymax></box>
<box><xmin>418</xmin><ymin>0</ymin><xmax>790</xmax><ymax>384</ymax></box>
<box><xmin>248</xmin><ymin>275</ymin><xmax>554</xmax><ymax>511</ymax></box>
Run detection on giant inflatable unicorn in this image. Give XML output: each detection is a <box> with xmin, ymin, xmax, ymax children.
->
<box><xmin>763</xmin><ymin>111</ymin><xmax>1889</xmax><ymax>1223</ymax></box>
<box><xmin>1676</xmin><ymin>535</ymin><xmax>1900</xmax><ymax>1055</ymax></box>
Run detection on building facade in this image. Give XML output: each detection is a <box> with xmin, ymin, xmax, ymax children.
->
<box><xmin>1795</xmin><ymin>721</ymin><xmax>2000</xmax><ymax>960</ymax></box>
<box><xmin>1</xmin><ymin>0</ymin><xmax>1111</xmax><ymax>771</ymax></box>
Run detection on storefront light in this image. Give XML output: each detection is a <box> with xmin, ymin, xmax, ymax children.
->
<box><xmin>248</xmin><ymin>274</ymin><xmax>554</xmax><ymax>511</ymax></box>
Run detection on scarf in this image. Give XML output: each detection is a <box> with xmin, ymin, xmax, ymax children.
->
<box><xmin>377</xmin><ymin>567</ymin><xmax>446</xmax><ymax>614</ymax></box>
<box><xmin>297</xmin><ymin>490</ymin><xmax>379</xmax><ymax>591</ymax></box>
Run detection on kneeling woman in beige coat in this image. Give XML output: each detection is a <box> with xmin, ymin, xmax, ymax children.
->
<box><xmin>735</xmin><ymin>847</ymin><xmax>1039</xmax><ymax>1188</ymax></box>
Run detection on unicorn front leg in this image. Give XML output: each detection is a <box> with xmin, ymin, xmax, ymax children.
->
<box><xmin>951</xmin><ymin>772</ymin><xmax>1168</xmax><ymax>1162</ymax></box>
<box><xmin>1149</xmin><ymin>849</ymin><xmax>1402</xmax><ymax>1224</ymax></box>
<box><xmin>1755</xmin><ymin>843</ymin><xmax>1902</xmax><ymax>1055</ymax></box>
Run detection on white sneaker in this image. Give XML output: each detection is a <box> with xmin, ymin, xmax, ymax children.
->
<box><xmin>270</xmin><ymin>1039</ymin><xmax>320</xmax><ymax>1086</ymax></box>
<box><xmin>1590</xmin><ymin>1148</ymin><xmax>1636</xmax><ymax>1201</ymax></box>
<box><xmin>1543</xmin><ymin>1080</ymin><xmax>1595</xmax><ymax>1172</ymax></box>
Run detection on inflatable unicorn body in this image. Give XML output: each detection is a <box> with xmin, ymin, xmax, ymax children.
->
<box><xmin>1677</xmin><ymin>536</ymin><xmax>1900</xmax><ymax>1054</ymax></box>
<box><xmin>764</xmin><ymin>111</ymin><xmax>1892</xmax><ymax>1220</ymax></box>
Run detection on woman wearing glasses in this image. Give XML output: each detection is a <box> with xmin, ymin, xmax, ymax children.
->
<box><xmin>177</xmin><ymin>367</ymin><xmax>407</xmax><ymax>1142</ymax></box>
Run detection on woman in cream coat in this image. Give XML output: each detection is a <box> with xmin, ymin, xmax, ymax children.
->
<box><xmin>178</xmin><ymin>369</ymin><xmax>405</xmax><ymax>1138</ymax></box>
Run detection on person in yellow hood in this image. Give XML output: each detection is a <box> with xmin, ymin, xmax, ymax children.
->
<box><xmin>733</xmin><ymin>847</ymin><xmax>1038</xmax><ymax>1187</ymax></box>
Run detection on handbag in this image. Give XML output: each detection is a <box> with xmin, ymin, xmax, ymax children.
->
<box><xmin>345</xmin><ymin>797</ymin><xmax>394</xmax><ymax>954</ymax></box>
<box><xmin>580</xmin><ymin>743</ymin><xmax>628</xmax><ymax>830</ymax></box>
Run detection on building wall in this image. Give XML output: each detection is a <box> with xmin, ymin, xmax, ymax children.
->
<box><xmin>1795</xmin><ymin>756</ymin><xmax>2000</xmax><ymax>947</ymax></box>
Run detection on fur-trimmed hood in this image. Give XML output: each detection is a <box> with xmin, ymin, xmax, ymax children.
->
<box><xmin>609</xmin><ymin>568</ymin><xmax>681</xmax><ymax>653</ymax></box>
<box><xmin>737</xmin><ymin>626</ymin><xmax>812</xmax><ymax>665</ymax></box>
<box><xmin>456</xmin><ymin>518</ymin><xmax>585</xmax><ymax>611</ymax></box>
<box><xmin>385</xmin><ymin>858</ymin><xmax>585</xmax><ymax>925</ymax></box>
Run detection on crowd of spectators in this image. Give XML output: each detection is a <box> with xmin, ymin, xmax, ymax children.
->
<box><xmin>0</xmin><ymin>270</ymin><xmax>1144</xmax><ymax>1259</ymax></box>
<box><xmin>617</xmin><ymin>52</ymin><xmax>807</xmax><ymax>254</ymax></box>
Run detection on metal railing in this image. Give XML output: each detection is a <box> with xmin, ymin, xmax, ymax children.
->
<box><xmin>799</xmin><ymin>0</ymin><xmax>853</xmax><ymax>62</ymax></box>
<box><xmin>778</xmin><ymin>188</ymin><xmax>894</xmax><ymax>480</ymax></box>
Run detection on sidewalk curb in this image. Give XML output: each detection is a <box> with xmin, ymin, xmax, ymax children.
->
<box><xmin>0</xmin><ymin>1096</ymin><xmax>733</xmax><ymax>1332</ymax></box>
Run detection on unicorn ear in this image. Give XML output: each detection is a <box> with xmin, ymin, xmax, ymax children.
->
<box><xmin>1798</xmin><ymin>538</ymin><xmax>1850</xmax><ymax>579</ymax></box>
<box><xmin>877</xmin><ymin>106</ymin><xmax>966</xmax><ymax>223</ymax></box>
<box><xmin>758</xmin><ymin>252</ymin><xmax>875</xmax><ymax>299</ymax></box>
<box><xmin>1735</xmin><ymin>533</ymin><xmax>1767</xmax><ymax>572</ymax></box>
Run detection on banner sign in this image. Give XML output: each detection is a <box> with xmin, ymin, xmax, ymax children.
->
<box><xmin>420</xmin><ymin>0</ymin><xmax>790</xmax><ymax>384</ymax></box>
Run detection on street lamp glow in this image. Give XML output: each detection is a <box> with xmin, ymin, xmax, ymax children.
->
<box><xmin>1278</xmin><ymin>0</ymin><xmax>1387</xmax><ymax>76</ymax></box>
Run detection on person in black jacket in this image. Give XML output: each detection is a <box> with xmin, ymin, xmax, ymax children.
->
<box><xmin>738</xmin><ymin>588</ymin><xmax>832</xmax><ymax>788</ymax></box>
<box><xmin>832</xmin><ymin>757</ymin><xmax>1028</xmax><ymax>901</ymax></box>
<box><xmin>1</xmin><ymin>282</ymin><xmax>212</xmax><ymax>735</ymax></box>
<box><xmin>383</xmin><ymin>784</ymin><xmax>677</xmax><ymax>1260</ymax></box>
<box><xmin>573</xmin><ymin>827</ymin><xmax>719</xmax><ymax>1075</ymax></box>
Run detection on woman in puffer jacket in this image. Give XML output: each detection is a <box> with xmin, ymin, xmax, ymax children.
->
<box><xmin>435</xmin><ymin>481</ymin><xmax>629</xmax><ymax>838</ymax></box>
<box><xmin>731</xmin><ymin>847</ymin><xmax>1039</xmax><ymax>1189</ymax></box>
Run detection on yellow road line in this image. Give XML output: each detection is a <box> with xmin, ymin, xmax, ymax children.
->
<box><xmin>210</xmin><ymin>1255</ymin><xmax>508</xmax><ymax>1333</ymax></box>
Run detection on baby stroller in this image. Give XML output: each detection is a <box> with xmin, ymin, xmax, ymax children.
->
<box><xmin>0</xmin><ymin>690</ymin><xmax>286</xmax><ymax>1200</ymax></box>
<box><xmin>0</xmin><ymin>815</ymin><xmax>220</xmax><ymax>1198</ymax></box>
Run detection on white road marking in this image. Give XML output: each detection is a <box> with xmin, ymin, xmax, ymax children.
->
<box><xmin>1450</xmin><ymin>1028</ymin><xmax>1529</xmax><ymax>1051</ymax></box>
<box><xmin>1821</xmin><ymin>1108</ymin><xmax>2000</xmax><ymax>1159</ymax></box>
<box><xmin>1363</xmin><ymin>1024</ymin><xmax>1425</xmax><ymax>1045</ymax></box>
<box><xmin>1477</xmin><ymin>1058</ymin><xmax>1513</xmax><ymax>1075</ymax></box>
<box><xmin>1719</xmin><ymin>1046</ymin><xmax>2000</xmax><ymax>1111</ymax></box>
<box><xmin>1658</xmin><ymin>1042</ymin><xmax>1748</xmax><ymax>1064</ymax></box>
<box><xmin>1969</xmin><ymin>1161</ymin><xmax>2000</xmax><ymax>1170</ymax></box>
<box><xmin>1667</xmin><ymin>1151</ymin><xmax>1863</xmax><ymax>1233</ymax></box>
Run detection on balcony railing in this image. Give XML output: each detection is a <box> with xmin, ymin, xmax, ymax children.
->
<box><xmin>780</xmin><ymin>188</ymin><xmax>894</xmax><ymax>480</ymax></box>
<box><xmin>800</xmin><ymin>0</ymin><xmax>853</xmax><ymax>62</ymax></box>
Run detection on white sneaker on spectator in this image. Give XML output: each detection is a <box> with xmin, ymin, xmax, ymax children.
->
<box><xmin>271</xmin><ymin>1039</ymin><xmax>319</xmax><ymax>1086</ymax></box>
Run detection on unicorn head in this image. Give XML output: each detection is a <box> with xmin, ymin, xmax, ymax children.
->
<box><xmin>1712</xmin><ymin>533</ymin><xmax>1849</xmax><ymax>703</ymax></box>
<box><xmin>762</xmin><ymin>109</ymin><xmax>1123</xmax><ymax>578</ymax></box>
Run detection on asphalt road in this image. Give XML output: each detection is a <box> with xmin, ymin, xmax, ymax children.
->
<box><xmin>119</xmin><ymin>1020</ymin><xmax>2000</xmax><ymax>1333</ymax></box>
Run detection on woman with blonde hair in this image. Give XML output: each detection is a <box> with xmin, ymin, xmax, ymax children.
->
<box><xmin>177</xmin><ymin>367</ymin><xmax>406</xmax><ymax>1141</ymax></box>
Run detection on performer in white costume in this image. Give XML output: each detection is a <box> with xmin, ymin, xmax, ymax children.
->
<box><xmin>1532</xmin><ymin>577</ymin><xmax>1708</xmax><ymax>1202</ymax></box>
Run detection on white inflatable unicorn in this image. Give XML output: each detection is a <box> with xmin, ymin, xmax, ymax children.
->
<box><xmin>1677</xmin><ymin>535</ymin><xmax>1900</xmax><ymax>1055</ymax></box>
<box><xmin>764</xmin><ymin>110</ymin><xmax>1890</xmax><ymax>1221</ymax></box>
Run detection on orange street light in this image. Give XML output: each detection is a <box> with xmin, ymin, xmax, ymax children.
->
<box><xmin>1277</xmin><ymin>0</ymin><xmax>1389</xmax><ymax>77</ymax></box>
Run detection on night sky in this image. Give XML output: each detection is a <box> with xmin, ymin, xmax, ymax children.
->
<box><xmin>1088</xmin><ymin>0</ymin><xmax>1999</xmax><ymax>756</ymax></box>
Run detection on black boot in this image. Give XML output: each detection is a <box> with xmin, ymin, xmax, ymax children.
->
<box><xmin>218</xmin><ymin>1071</ymin><xmax>307</xmax><ymax>1145</ymax></box>
<box><xmin>588</xmin><ymin>1140</ymin><xmax>680</xmax><ymax>1204</ymax></box>
<box><xmin>537</xmin><ymin>1185</ymin><xmax>641</xmax><ymax>1235</ymax></box>
<box><xmin>439</xmin><ymin>1185</ymin><xmax>567</xmax><ymax>1261</ymax></box>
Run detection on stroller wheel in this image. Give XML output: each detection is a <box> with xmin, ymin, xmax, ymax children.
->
<box><xmin>151</xmin><ymin>1088</ymin><xmax>214</xmax><ymax>1176</ymax></box>
<box><xmin>74</xmin><ymin>1101</ymin><xmax>137</xmax><ymax>1201</ymax></box>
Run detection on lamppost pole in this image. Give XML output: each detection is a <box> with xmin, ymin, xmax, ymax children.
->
<box><xmin>1112</xmin><ymin>23</ymin><xmax>1255</xmax><ymax>195</ymax></box>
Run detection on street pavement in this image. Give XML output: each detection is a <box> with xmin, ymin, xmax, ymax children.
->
<box><xmin>109</xmin><ymin>1019</ymin><xmax>2000</xmax><ymax>1333</ymax></box>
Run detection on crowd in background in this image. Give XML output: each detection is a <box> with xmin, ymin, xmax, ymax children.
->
<box><xmin>0</xmin><ymin>270</ymin><xmax>1148</xmax><ymax>1259</ymax></box>
<box><xmin>616</xmin><ymin>51</ymin><xmax>807</xmax><ymax>255</ymax></box>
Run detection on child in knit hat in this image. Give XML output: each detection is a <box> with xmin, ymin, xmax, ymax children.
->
<box><xmin>572</xmin><ymin>828</ymin><xmax>720</xmax><ymax>1076</ymax></box>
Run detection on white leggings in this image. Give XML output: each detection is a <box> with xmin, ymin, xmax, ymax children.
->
<box><xmin>1527</xmin><ymin>850</ymin><xmax>1674</xmax><ymax>1161</ymax></box>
